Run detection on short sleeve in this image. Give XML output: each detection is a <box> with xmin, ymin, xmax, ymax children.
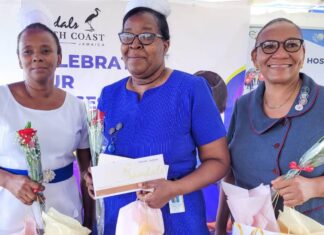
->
<box><xmin>77</xmin><ymin>100</ymin><xmax>90</xmax><ymax>149</ymax></box>
<box><xmin>227</xmin><ymin>100</ymin><xmax>238</xmax><ymax>145</ymax></box>
<box><xmin>191</xmin><ymin>78</ymin><xmax>226</xmax><ymax>146</ymax></box>
<box><xmin>97</xmin><ymin>87</ymin><xmax>105</xmax><ymax>112</ymax></box>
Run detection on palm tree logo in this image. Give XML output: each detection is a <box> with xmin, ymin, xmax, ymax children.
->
<box><xmin>85</xmin><ymin>8</ymin><xmax>100</xmax><ymax>32</ymax></box>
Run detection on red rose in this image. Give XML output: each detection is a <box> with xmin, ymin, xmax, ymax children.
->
<box><xmin>97</xmin><ymin>110</ymin><xmax>105</xmax><ymax>121</ymax></box>
<box><xmin>92</xmin><ymin>110</ymin><xmax>105</xmax><ymax>125</ymax></box>
<box><xmin>18</xmin><ymin>128</ymin><xmax>37</xmax><ymax>145</ymax></box>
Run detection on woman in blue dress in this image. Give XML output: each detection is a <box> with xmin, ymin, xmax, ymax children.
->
<box><xmin>84</xmin><ymin>1</ymin><xmax>230</xmax><ymax>234</ymax></box>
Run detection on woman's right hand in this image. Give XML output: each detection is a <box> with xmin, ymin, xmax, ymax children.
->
<box><xmin>4</xmin><ymin>174</ymin><xmax>44</xmax><ymax>205</ymax></box>
<box><xmin>83</xmin><ymin>167</ymin><xmax>95</xmax><ymax>199</ymax></box>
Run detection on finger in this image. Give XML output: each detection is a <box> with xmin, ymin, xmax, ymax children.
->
<box><xmin>137</xmin><ymin>191</ymin><xmax>150</xmax><ymax>202</ymax></box>
<box><xmin>32</xmin><ymin>184</ymin><xmax>45</xmax><ymax>193</ymax></box>
<box><xmin>83</xmin><ymin>172</ymin><xmax>88</xmax><ymax>181</ymax></box>
<box><xmin>87</xmin><ymin>183</ymin><xmax>94</xmax><ymax>192</ymax></box>
<box><xmin>29</xmin><ymin>180</ymin><xmax>41</xmax><ymax>189</ymax></box>
<box><xmin>25</xmin><ymin>189</ymin><xmax>37</xmax><ymax>202</ymax></box>
<box><xmin>282</xmin><ymin>191</ymin><xmax>295</xmax><ymax>201</ymax></box>
<box><xmin>283</xmin><ymin>198</ymin><xmax>301</xmax><ymax>207</ymax></box>
<box><xmin>143</xmin><ymin>188</ymin><xmax>155</xmax><ymax>193</ymax></box>
<box><xmin>88</xmin><ymin>189</ymin><xmax>95</xmax><ymax>199</ymax></box>
<box><xmin>271</xmin><ymin>176</ymin><xmax>283</xmax><ymax>185</ymax></box>
<box><xmin>84</xmin><ymin>172</ymin><xmax>93</xmax><ymax>182</ymax></box>
<box><xmin>139</xmin><ymin>182</ymin><xmax>151</xmax><ymax>190</ymax></box>
<box><xmin>22</xmin><ymin>192</ymin><xmax>35</xmax><ymax>205</ymax></box>
<box><xmin>17</xmin><ymin>194</ymin><xmax>28</xmax><ymax>205</ymax></box>
<box><xmin>272</xmin><ymin>177</ymin><xmax>291</xmax><ymax>189</ymax></box>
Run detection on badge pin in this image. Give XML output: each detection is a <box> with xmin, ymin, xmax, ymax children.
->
<box><xmin>295</xmin><ymin>104</ymin><xmax>303</xmax><ymax>111</ymax></box>
<box><xmin>299</xmin><ymin>97</ymin><xmax>308</xmax><ymax>106</ymax></box>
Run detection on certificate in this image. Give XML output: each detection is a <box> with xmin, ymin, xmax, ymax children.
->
<box><xmin>91</xmin><ymin>154</ymin><xmax>168</xmax><ymax>198</ymax></box>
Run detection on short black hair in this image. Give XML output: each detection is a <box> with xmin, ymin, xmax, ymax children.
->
<box><xmin>17</xmin><ymin>22</ymin><xmax>62</xmax><ymax>55</ymax></box>
<box><xmin>255</xmin><ymin>18</ymin><xmax>303</xmax><ymax>47</ymax></box>
<box><xmin>122</xmin><ymin>7</ymin><xmax>170</xmax><ymax>41</ymax></box>
<box><xmin>194</xmin><ymin>70</ymin><xmax>227</xmax><ymax>113</ymax></box>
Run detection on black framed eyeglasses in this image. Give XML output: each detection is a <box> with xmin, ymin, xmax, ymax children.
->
<box><xmin>255</xmin><ymin>38</ymin><xmax>304</xmax><ymax>54</ymax></box>
<box><xmin>118</xmin><ymin>32</ymin><xmax>163</xmax><ymax>45</ymax></box>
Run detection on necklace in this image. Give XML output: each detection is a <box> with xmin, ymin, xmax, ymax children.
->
<box><xmin>264</xmin><ymin>80</ymin><xmax>301</xmax><ymax>110</ymax></box>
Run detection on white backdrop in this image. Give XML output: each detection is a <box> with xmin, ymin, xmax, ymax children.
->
<box><xmin>0</xmin><ymin>0</ymin><xmax>250</xmax><ymax>105</ymax></box>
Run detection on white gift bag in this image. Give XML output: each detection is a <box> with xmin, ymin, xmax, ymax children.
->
<box><xmin>232</xmin><ymin>222</ymin><xmax>290</xmax><ymax>235</ymax></box>
<box><xmin>42</xmin><ymin>207</ymin><xmax>91</xmax><ymax>235</ymax></box>
<box><xmin>116</xmin><ymin>200</ymin><xmax>164</xmax><ymax>235</ymax></box>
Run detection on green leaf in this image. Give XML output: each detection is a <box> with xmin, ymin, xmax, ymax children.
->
<box><xmin>25</xmin><ymin>121</ymin><xmax>32</xmax><ymax>129</ymax></box>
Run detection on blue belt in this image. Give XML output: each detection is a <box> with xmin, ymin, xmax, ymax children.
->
<box><xmin>0</xmin><ymin>162</ymin><xmax>73</xmax><ymax>183</ymax></box>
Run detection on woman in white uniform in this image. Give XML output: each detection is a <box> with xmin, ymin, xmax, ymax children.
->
<box><xmin>0</xmin><ymin>22</ymin><xmax>93</xmax><ymax>234</ymax></box>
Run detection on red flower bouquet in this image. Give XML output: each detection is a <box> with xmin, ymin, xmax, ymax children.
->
<box><xmin>85</xmin><ymin>102</ymin><xmax>106</xmax><ymax>166</ymax></box>
<box><xmin>85</xmin><ymin>101</ymin><xmax>107</xmax><ymax>235</ymax></box>
<box><xmin>17</xmin><ymin>121</ymin><xmax>43</xmax><ymax>183</ymax></box>
<box><xmin>17</xmin><ymin>121</ymin><xmax>45</xmax><ymax>232</ymax></box>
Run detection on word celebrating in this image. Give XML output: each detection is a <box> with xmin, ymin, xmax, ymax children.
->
<box><xmin>60</xmin><ymin>55</ymin><xmax>125</xmax><ymax>70</ymax></box>
<box><xmin>306</xmin><ymin>57</ymin><xmax>324</xmax><ymax>65</ymax></box>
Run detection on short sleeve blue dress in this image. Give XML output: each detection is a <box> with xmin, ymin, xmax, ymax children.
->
<box><xmin>98</xmin><ymin>70</ymin><xmax>226</xmax><ymax>234</ymax></box>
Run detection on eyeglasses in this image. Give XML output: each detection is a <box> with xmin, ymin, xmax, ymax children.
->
<box><xmin>118</xmin><ymin>32</ymin><xmax>163</xmax><ymax>45</ymax></box>
<box><xmin>255</xmin><ymin>38</ymin><xmax>304</xmax><ymax>54</ymax></box>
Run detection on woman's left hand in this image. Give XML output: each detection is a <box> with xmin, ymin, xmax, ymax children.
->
<box><xmin>271</xmin><ymin>175</ymin><xmax>315</xmax><ymax>207</ymax></box>
<box><xmin>82</xmin><ymin>167</ymin><xmax>95</xmax><ymax>199</ymax></box>
<box><xmin>136</xmin><ymin>179</ymin><xmax>176</xmax><ymax>209</ymax></box>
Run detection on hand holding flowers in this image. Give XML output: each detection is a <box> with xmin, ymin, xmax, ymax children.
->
<box><xmin>272</xmin><ymin>175</ymin><xmax>317</xmax><ymax>207</ymax></box>
<box><xmin>16</xmin><ymin>121</ymin><xmax>46</xmax><ymax>232</ymax></box>
<box><xmin>272</xmin><ymin>136</ymin><xmax>324</xmax><ymax>207</ymax></box>
<box><xmin>17</xmin><ymin>122</ymin><xmax>45</xmax><ymax>203</ymax></box>
<box><xmin>4</xmin><ymin>173</ymin><xmax>43</xmax><ymax>205</ymax></box>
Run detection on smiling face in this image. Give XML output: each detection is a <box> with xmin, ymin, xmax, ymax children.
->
<box><xmin>121</xmin><ymin>11</ymin><xmax>169</xmax><ymax>79</ymax></box>
<box><xmin>18</xmin><ymin>28</ymin><xmax>62</xmax><ymax>84</ymax></box>
<box><xmin>251</xmin><ymin>21</ymin><xmax>305</xmax><ymax>85</ymax></box>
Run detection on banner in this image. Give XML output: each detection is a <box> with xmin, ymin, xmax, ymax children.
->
<box><xmin>0</xmin><ymin>0</ymin><xmax>250</xmax><ymax>112</ymax></box>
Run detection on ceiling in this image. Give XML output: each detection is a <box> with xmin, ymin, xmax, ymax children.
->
<box><xmin>168</xmin><ymin>0</ymin><xmax>324</xmax><ymax>14</ymax></box>
<box><xmin>250</xmin><ymin>0</ymin><xmax>324</xmax><ymax>14</ymax></box>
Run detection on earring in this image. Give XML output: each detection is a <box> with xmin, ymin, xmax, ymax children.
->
<box><xmin>107</xmin><ymin>122</ymin><xmax>123</xmax><ymax>153</ymax></box>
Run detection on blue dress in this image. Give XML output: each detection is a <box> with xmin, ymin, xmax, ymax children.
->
<box><xmin>98</xmin><ymin>70</ymin><xmax>226</xmax><ymax>234</ymax></box>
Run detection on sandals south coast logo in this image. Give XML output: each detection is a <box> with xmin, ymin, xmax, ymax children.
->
<box><xmin>53</xmin><ymin>7</ymin><xmax>105</xmax><ymax>47</ymax></box>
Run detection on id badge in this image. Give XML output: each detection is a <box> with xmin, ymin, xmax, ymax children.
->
<box><xmin>169</xmin><ymin>195</ymin><xmax>185</xmax><ymax>214</ymax></box>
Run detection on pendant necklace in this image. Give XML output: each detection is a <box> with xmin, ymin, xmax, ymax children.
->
<box><xmin>264</xmin><ymin>81</ymin><xmax>301</xmax><ymax>110</ymax></box>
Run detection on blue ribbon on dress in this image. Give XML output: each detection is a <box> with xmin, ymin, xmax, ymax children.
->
<box><xmin>0</xmin><ymin>162</ymin><xmax>73</xmax><ymax>183</ymax></box>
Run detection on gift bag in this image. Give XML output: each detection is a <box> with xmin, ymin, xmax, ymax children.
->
<box><xmin>232</xmin><ymin>222</ymin><xmax>290</xmax><ymax>235</ymax></box>
<box><xmin>24</xmin><ymin>216</ymin><xmax>38</xmax><ymax>235</ymax></box>
<box><xmin>42</xmin><ymin>207</ymin><xmax>91</xmax><ymax>235</ymax></box>
<box><xmin>278</xmin><ymin>206</ymin><xmax>324</xmax><ymax>235</ymax></box>
<box><xmin>116</xmin><ymin>200</ymin><xmax>164</xmax><ymax>235</ymax></box>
